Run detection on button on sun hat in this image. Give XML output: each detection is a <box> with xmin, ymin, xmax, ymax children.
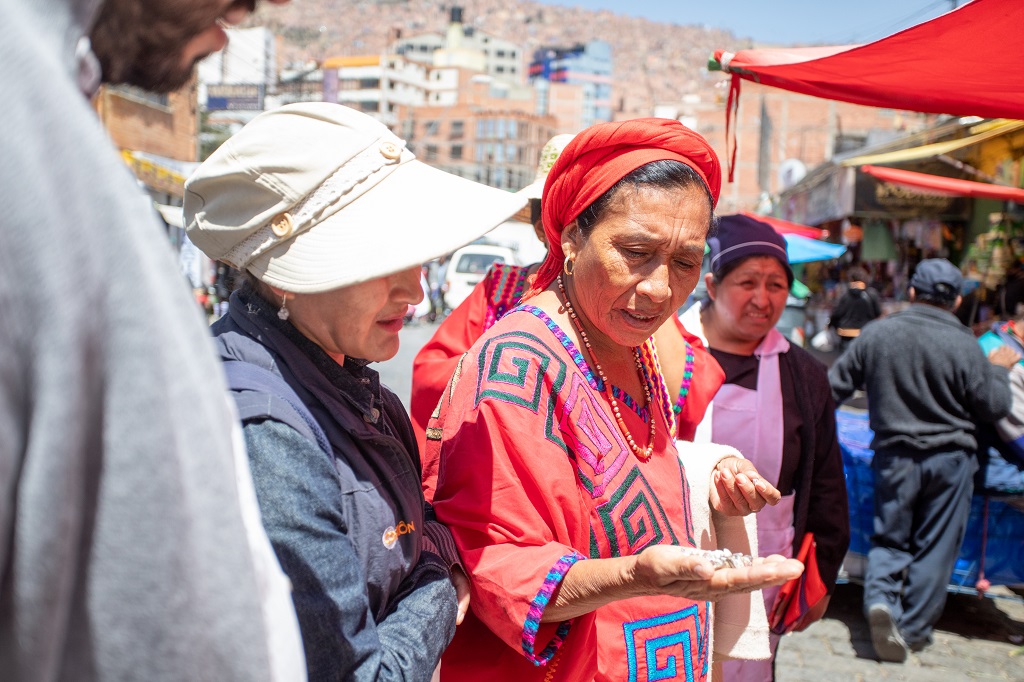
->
<box><xmin>184</xmin><ymin>102</ymin><xmax>527</xmax><ymax>293</ymax></box>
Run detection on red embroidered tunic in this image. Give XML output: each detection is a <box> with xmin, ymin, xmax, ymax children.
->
<box><xmin>413</xmin><ymin>263</ymin><xmax>723</xmax><ymax>477</ymax></box>
<box><xmin>428</xmin><ymin>305</ymin><xmax>711</xmax><ymax>681</ymax></box>
<box><xmin>411</xmin><ymin>263</ymin><xmax>532</xmax><ymax>451</ymax></box>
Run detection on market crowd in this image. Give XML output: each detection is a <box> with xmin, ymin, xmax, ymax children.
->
<box><xmin>2</xmin><ymin>0</ymin><xmax>1020</xmax><ymax>681</ymax></box>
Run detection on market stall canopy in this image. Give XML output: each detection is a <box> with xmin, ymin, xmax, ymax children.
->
<box><xmin>783</xmin><ymin>233</ymin><xmax>846</xmax><ymax>264</ymax></box>
<box><xmin>860</xmin><ymin>165</ymin><xmax>1024</xmax><ymax>203</ymax></box>
<box><xmin>737</xmin><ymin>210</ymin><xmax>826</xmax><ymax>239</ymax></box>
<box><xmin>708</xmin><ymin>0</ymin><xmax>1024</xmax><ymax>180</ymax></box>
<box><xmin>840</xmin><ymin>120</ymin><xmax>1024</xmax><ymax>167</ymax></box>
<box><xmin>121</xmin><ymin>150</ymin><xmax>201</xmax><ymax>199</ymax></box>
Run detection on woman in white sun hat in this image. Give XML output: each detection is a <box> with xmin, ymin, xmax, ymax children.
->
<box><xmin>184</xmin><ymin>102</ymin><xmax>526</xmax><ymax>681</ymax></box>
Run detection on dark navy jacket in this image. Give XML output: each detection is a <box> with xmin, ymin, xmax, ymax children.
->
<box><xmin>212</xmin><ymin>288</ymin><xmax>456</xmax><ymax>681</ymax></box>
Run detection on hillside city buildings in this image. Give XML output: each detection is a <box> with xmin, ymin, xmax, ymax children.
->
<box><xmin>95</xmin><ymin>3</ymin><xmax>1023</xmax><ymax>310</ymax></box>
<box><xmin>105</xmin><ymin>5</ymin><xmax>940</xmax><ymax>218</ymax></box>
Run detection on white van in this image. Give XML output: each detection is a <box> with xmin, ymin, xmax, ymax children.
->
<box><xmin>443</xmin><ymin>243</ymin><xmax>519</xmax><ymax>310</ymax></box>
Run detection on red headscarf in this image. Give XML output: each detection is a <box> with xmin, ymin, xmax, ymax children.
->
<box><xmin>527</xmin><ymin>118</ymin><xmax>721</xmax><ymax>297</ymax></box>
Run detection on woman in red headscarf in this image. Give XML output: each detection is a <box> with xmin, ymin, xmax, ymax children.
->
<box><xmin>412</xmin><ymin>132</ymin><xmax>726</xmax><ymax>495</ymax></box>
<box><xmin>427</xmin><ymin>119</ymin><xmax>803</xmax><ymax>681</ymax></box>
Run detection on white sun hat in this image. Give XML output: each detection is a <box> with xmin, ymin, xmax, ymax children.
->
<box><xmin>511</xmin><ymin>133</ymin><xmax>576</xmax><ymax>223</ymax></box>
<box><xmin>184</xmin><ymin>102</ymin><xmax>527</xmax><ymax>293</ymax></box>
<box><xmin>518</xmin><ymin>133</ymin><xmax>577</xmax><ymax>200</ymax></box>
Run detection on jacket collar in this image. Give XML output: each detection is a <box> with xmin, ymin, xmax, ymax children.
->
<box><xmin>229</xmin><ymin>287</ymin><xmax>382</xmax><ymax>423</ymax></box>
<box><xmin>905</xmin><ymin>302</ymin><xmax>965</xmax><ymax>328</ymax></box>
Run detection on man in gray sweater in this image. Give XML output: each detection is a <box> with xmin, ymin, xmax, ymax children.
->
<box><xmin>829</xmin><ymin>258</ymin><xmax>1017</xmax><ymax>663</ymax></box>
<box><xmin>0</xmin><ymin>0</ymin><xmax>303</xmax><ymax>679</ymax></box>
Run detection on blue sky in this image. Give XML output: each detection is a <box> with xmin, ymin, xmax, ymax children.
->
<box><xmin>534</xmin><ymin>0</ymin><xmax>961</xmax><ymax>45</ymax></box>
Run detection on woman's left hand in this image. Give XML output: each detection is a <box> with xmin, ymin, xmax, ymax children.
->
<box><xmin>450</xmin><ymin>566</ymin><xmax>471</xmax><ymax>625</ymax></box>
<box><xmin>709</xmin><ymin>456</ymin><xmax>782</xmax><ymax>516</ymax></box>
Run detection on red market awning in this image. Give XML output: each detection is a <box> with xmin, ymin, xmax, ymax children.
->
<box><xmin>709</xmin><ymin>0</ymin><xmax>1024</xmax><ymax>180</ymax></box>
<box><xmin>860</xmin><ymin>165</ymin><xmax>1024</xmax><ymax>203</ymax></box>
<box><xmin>736</xmin><ymin>210</ymin><xmax>826</xmax><ymax>238</ymax></box>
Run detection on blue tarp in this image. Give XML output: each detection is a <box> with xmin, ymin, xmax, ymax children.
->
<box><xmin>783</xmin><ymin>233</ymin><xmax>847</xmax><ymax>264</ymax></box>
<box><xmin>836</xmin><ymin>409</ymin><xmax>1024</xmax><ymax>589</ymax></box>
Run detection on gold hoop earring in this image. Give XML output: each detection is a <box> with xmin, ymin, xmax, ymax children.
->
<box><xmin>563</xmin><ymin>256</ymin><xmax>575</xmax><ymax>276</ymax></box>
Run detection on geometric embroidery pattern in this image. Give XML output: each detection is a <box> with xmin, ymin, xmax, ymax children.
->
<box><xmin>513</xmin><ymin>304</ymin><xmax>650</xmax><ymax>421</ymax></box>
<box><xmin>474</xmin><ymin>330</ymin><xmax>567</xmax><ymax>451</ymax></box>
<box><xmin>482</xmin><ymin>263</ymin><xmax>531</xmax><ymax>332</ymax></box>
<box><xmin>593</xmin><ymin>465</ymin><xmax>679</xmax><ymax>558</ymax></box>
<box><xmin>512</xmin><ymin>305</ymin><xmax>600</xmax><ymax>390</ymax></box>
<box><xmin>560</xmin><ymin>372</ymin><xmax>630</xmax><ymax>498</ymax></box>
<box><xmin>612</xmin><ymin>385</ymin><xmax>651</xmax><ymax>423</ymax></box>
<box><xmin>622</xmin><ymin>604</ymin><xmax>710</xmax><ymax>681</ymax></box>
<box><xmin>427</xmin><ymin>354</ymin><xmax>467</xmax><ymax>442</ymax></box>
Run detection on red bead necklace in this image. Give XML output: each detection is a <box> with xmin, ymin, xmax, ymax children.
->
<box><xmin>558</xmin><ymin>274</ymin><xmax>656</xmax><ymax>461</ymax></box>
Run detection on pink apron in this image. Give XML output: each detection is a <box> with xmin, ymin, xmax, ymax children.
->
<box><xmin>682</xmin><ymin>305</ymin><xmax>793</xmax><ymax>681</ymax></box>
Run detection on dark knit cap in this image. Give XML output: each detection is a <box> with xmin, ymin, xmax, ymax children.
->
<box><xmin>708</xmin><ymin>214</ymin><xmax>793</xmax><ymax>284</ymax></box>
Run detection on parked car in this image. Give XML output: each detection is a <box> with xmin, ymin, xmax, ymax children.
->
<box><xmin>776</xmin><ymin>294</ymin><xmax>809</xmax><ymax>347</ymax></box>
<box><xmin>443</xmin><ymin>243</ymin><xmax>519</xmax><ymax>310</ymax></box>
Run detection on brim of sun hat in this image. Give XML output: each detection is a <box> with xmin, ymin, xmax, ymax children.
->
<box><xmin>517</xmin><ymin>178</ymin><xmax>545</xmax><ymax>201</ymax></box>
<box><xmin>247</xmin><ymin>159</ymin><xmax>527</xmax><ymax>293</ymax></box>
<box><xmin>510</xmin><ymin>178</ymin><xmax>544</xmax><ymax>224</ymax></box>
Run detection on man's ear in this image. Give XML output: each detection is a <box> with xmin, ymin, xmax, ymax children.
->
<box><xmin>704</xmin><ymin>272</ymin><xmax>717</xmax><ymax>301</ymax></box>
<box><xmin>532</xmin><ymin>218</ymin><xmax>547</xmax><ymax>247</ymax></box>
<box><xmin>908</xmin><ymin>286</ymin><xmax>917</xmax><ymax>303</ymax></box>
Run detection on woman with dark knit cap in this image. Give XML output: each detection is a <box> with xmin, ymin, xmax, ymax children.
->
<box><xmin>426</xmin><ymin>119</ymin><xmax>803</xmax><ymax>681</ymax></box>
<box><xmin>681</xmin><ymin>214</ymin><xmax>850</xmax><ymax>681</ymax></box>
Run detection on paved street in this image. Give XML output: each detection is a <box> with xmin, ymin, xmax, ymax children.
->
<box><xmin>381</xmin><ymin>321</ymin><xmax>1024</xmax><ymax>681</ymax></box>
<box><xmin>776</xmin><ymin>583</ymin><xmax>1023</xmax><ymax>681</ymax></box>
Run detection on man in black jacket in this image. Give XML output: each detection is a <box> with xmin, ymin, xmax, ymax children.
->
<box><xmin>828</xmin><ymin>267</ymin><xmax>882</xmax><ymax>352</ymax></box>
<box><xmin>829</xmin><ymin>259</ymin><xmax>1017</xmax><ymax>662</ymax></box>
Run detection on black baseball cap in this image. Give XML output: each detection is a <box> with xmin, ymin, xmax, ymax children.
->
<box><xmin>910</xmin><ymin>258</ymin><xmax>963</xmax><ymax>299</ymax></box>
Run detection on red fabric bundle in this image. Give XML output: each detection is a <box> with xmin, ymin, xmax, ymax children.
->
<box><xmin>527</xmin><ymin>118</ymin><xmax>721</xmax><ymax>297</ymax></box>
<box><xmin>770</xmin><ymin>532</ymin><xmax>828</xmax><ymax>635</ymax></box>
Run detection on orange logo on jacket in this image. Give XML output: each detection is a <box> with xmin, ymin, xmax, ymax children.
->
<box><xmin>382</xmin><ymin>520</ymin><xmax>415</xmax><ymax>549</ymax></box>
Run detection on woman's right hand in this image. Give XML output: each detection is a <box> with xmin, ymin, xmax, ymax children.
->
<box><xmin>542</xmin><ymin>545</ymin><xmax>804</xmax><ymax>622</ymax></box>
<box><xmin>631</xmin><ymin>545</ymin><xmax>803</xmax><ymax>602</ymax></box>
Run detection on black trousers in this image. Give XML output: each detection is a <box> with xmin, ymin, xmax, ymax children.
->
<box><xmin>863</xmin><ymin>446</ymin><xmax>977</xmax><ymax>645</ymax></box>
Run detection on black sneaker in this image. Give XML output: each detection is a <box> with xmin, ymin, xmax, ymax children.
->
<box><xmin>867</xmin><ymin>603</ymin><xmax>909</xmax><ymax>663</ymax></box>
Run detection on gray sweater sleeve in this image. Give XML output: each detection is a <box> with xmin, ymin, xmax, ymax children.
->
<box><xmin>965</xmin><ymin>360</ymin><xmax>1012</xmax><ymax>423</ymax></box>
<box><xmin>828</xmin><ymin>339</ymin><xmax>865</xmax><ymax>404</ymax></box>
<box><xmin>1</xmin><ymin>11</ymin><xmax>291</xmax><ymax>674</ymax></box>
<box><xmin>243</xmin><ymin>420</ymin><xmax>457</xmax><ymax>682</ymax></box>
